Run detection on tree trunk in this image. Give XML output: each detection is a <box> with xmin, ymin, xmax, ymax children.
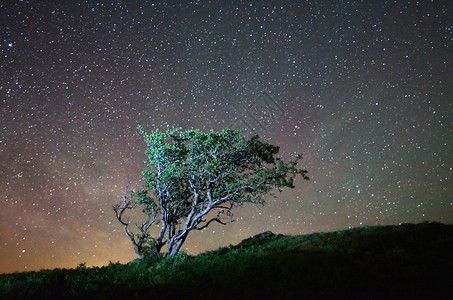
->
<box><xmin>134</xmin><ymin>244</ymin><xmax>144</xmax><ymax>259</ymax></box>
<box><xmin>167</xmin><ymin>233</ymin><xmax>188</xmax><ymax>257</ymax></box>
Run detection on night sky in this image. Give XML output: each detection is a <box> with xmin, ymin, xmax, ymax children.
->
<box><xmin>1</xmin><ymin>0</ymin><xmax>452</xmax><ymax>274</ymax></box>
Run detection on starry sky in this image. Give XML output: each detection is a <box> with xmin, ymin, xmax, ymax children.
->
<box><xmin>1</xmin><ymin>0</ymin><xmax>452</xmax><ymax>274</ymax></box>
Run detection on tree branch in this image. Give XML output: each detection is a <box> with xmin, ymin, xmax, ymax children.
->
<box><xmin>196</xmin><ymin>217</ymin><xmax>235</xmax><ymax>230</ymax></box>
<box><xmin>112</xmin><ymin>184</ymin><xmax>159</xmax><ymax>257</ymax></box>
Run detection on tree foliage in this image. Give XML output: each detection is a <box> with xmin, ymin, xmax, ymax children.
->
<box><xmin>113</xmin><ymin>126</ymin><xmax>309</xmax><ymax>258</ymax></box>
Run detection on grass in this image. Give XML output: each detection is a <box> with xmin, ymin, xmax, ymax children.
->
<box><xmin>1</xmin><ymin>222</ymin><xmax>452</xmax><ymax>299</ymax></box>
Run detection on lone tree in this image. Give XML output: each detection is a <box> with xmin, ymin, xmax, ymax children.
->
<box><xmin>113</xmin><ymin>126</ymin><xmax>309</xmax><ymax>259</ymax></box>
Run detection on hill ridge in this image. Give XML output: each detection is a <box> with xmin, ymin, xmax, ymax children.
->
<box><xmin>1</xmin><ymin>222</ymin><xmax>452</xmax><ymax>299</ymax></box>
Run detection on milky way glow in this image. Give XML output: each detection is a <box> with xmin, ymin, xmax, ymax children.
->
<box><xmin>0</xmin><ymin>1</ymin><xmax>451</xmax><ymax>273</ymax></box>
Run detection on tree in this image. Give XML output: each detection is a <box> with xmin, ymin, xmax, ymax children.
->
<box><xmin>113</xmin><ymin>126</ymin><xmax>309</xmax><ymax>259</ymax></box>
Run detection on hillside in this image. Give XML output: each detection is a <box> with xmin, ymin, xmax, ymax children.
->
<box><xmin>1</xmin><ymin>222</ymin><xmax>452</xmax><ymax>299</ymax></box>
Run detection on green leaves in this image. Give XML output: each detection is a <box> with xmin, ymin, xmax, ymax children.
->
<box><xmin>137</xmin><ymin>126</ymin><xmax>308</xmax><ymax>208</ymax></box>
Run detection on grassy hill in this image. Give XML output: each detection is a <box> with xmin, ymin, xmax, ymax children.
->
<box><xmin>1</xmin><ymin>222</ymin><xmax>452</xmax><ymax>299</ymax></box>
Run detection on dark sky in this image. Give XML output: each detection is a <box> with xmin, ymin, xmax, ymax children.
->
<box><xmin>0</xmin><ymin>0</ymin><xmax>451</xmax><ymax>273</ymax></box>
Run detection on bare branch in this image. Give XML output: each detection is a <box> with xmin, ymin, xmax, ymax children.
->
<box><xmin>196</xmin><ymin>217</ymin><xmax>235</xmax><ymax>230</ymax></box>
<box><xmin>112</xmin><ymin>183</ymin><xmax>159</xmax><ymax>258</ymax></box>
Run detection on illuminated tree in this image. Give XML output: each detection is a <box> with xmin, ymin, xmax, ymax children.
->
<box><xmin>113</xmin><ymin>126</ymin><xmax>309</xmax><ymax>258</ymax></box>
